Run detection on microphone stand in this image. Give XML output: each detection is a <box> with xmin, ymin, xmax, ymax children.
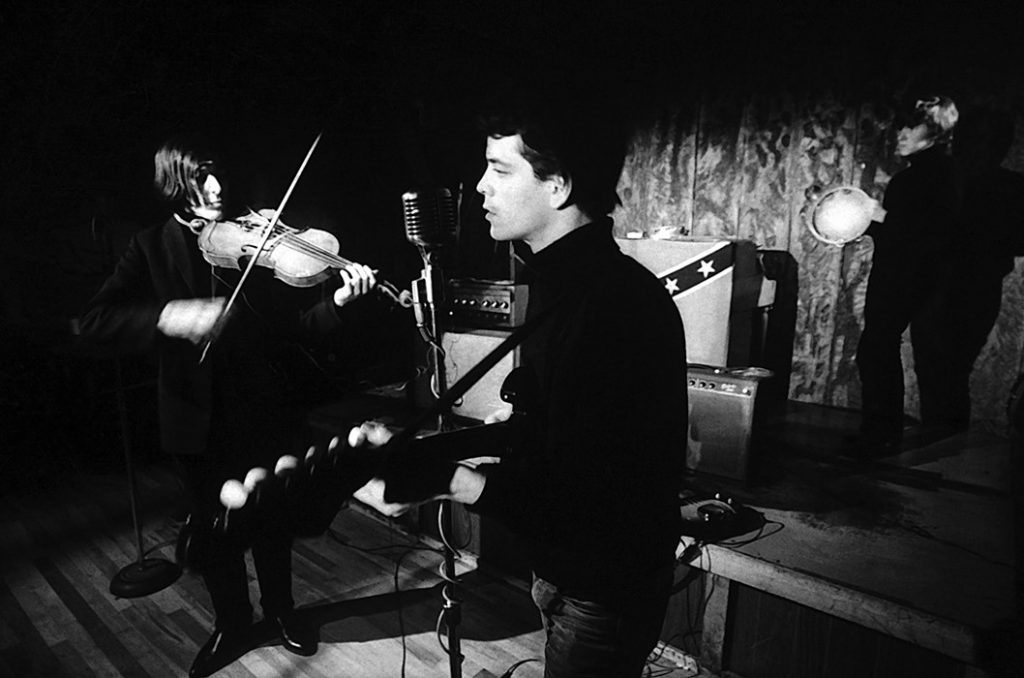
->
<box><xmin>412</xmin><ymin>245</ymin><xmax>463</xmax><ymax>678</ymax></box>
<box><xmin>108</xmin><ymin>356</ymin><xmax>183</xmax><ymax>598</ymax></box>
<box><xmin>90</xmin><ymin>214</ymin><xmax>182</xmax><ymax>598</ymax></box>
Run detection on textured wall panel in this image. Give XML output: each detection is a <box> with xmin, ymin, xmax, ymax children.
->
<box><xmin>829</xmin><ymin>102</ymin><xmax>896</xmax><ymax>410</ymax></box>
<box><xmin>612</xmin><ymin>88</ymin><xmax>1023</xmax><ymax>429</ymax></box>
<box><xmin>737</xmin><ymin>93</ymin><xmax>796</xmax><ymax>249</ymax></box>
<box><xmin>786</xmin><ymin>93</ymin><xmax>857</xmax><ymax>404</ymax></box>
<box><xmin>692</xmin><ymin>91</ymin><xmax>747</xmax><ymax>238</ymax></box>
<box><xmin>617</xmin><ymin>105</ymin><xmax>698</xmax><ymax>239</ymax></box>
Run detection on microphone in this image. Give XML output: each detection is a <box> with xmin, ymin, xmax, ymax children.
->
<box><xmin>402</xmin><ymin>188</ymin><xmax>457</xmax><ymax>249</ymax></box>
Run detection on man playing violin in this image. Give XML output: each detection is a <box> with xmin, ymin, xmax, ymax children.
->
<box><xmin>79</xmin><ymin>135</ymin><xmax>378</xmax><ymax>677</ymax></box>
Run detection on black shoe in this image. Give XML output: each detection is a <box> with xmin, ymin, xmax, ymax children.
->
<box><xmin>274</xmin><ymin>611</ymin><xmax>318</xmax><ymax>656</ymax></box>
<box><xmin>189</xmin><ymin>626</ymin><xmax>253</xmax><ymax>678</ymax></box>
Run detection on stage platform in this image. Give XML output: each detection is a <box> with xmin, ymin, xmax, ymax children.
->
<box><xmin>671</xmin><ymin>401</ymin><xmax>1019</xmax><ymax>678</ymax></box>
<box><xmin>305</xmin><ymin>392</ymin><xmax>1020</xmax><ymax>677</ymax></box>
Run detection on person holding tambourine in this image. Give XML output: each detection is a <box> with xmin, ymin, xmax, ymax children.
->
<box><xmin>852</xmin><ymin>96</ymin><xmax>963</xmax><ymax>457</ymax></box>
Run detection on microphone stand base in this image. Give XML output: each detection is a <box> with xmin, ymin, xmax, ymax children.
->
<box><xmin>110</xmin><ymin>558</ymin><xmax>182</xmax><ymax>599</ymax></box>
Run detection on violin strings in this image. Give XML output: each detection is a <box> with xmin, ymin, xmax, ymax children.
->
<box><xmin>276</xmin><ymin>232</ymin><xmax>358</xmax><ymax>268</ymax></box>
<box><xmin>259</xmin><ymin>226</ymin><xmax>405</xmax><ymax>303</ymax></box>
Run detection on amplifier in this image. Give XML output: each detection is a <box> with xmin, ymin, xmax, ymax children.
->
<box><xmin>686</xmin><ymin>365</ymin><xmax>770</xmax><ymax>482</ymax></box>
<box><xmin>616</xmin><ymin>237</ymin><xmax>769</xmax><ymax>368</ymax></box>
<box><xmin>445</xmin><ymin>278</ymin><xmax>529</xmax><ymax>329</ymax></box>
<box><xmin>441</xmin><ymin>328</ymin><xmax>520</xmax><ymax>422</ymax></box>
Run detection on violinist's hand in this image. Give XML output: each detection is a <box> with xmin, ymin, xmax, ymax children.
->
<box><xmin>157</xmin><ymin>297</ymin><xmax>226</xmax><ymax>344</ymax></box>
<box><xmin>347</xmin><ymin>422</ymin><xmax>412</xmax><ymax>517</ymax></box>
<box><xmin>334</xmin><ymin>264</ymin><xmax>376</xmax><ymax>307</ymax></box>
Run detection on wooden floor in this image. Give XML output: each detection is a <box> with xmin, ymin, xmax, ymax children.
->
<box><xmin>0</xmin><ymin>458</ymin><xmax>693</xmax><ymax>678</ymax></box>
<box><xmin>2</xmin><ymin>399</ymin><xmax>1017</xmax><ymax>678</ymax></box>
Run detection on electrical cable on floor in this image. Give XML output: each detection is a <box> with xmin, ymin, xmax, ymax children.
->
<box><xmin>675</xmin><ymin>545</ymin><xmax>715</xmax><ymax>655</ymax></box>
<box><xmin>328</xmin><ymin>527</ymin><xmax>444</xmax><ymax>678</ymax></box>
<box><xmin>717</xmin><ymin>519</ymin><xmax>785</xmax><ymax>548</ymax></box>
<box><xmin>498</xmin><ymin>657</ymin><xmax>541</xmax><ymax>678</ymax></box>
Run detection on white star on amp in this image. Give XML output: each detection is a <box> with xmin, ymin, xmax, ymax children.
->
<box><xmin>664</xmin><ymin>277</ymin><xmax>680</xmax><ymax>294</ymax></box>
<box><xmin>697</xmin><ymin>260</ymin><xmax>716</xmax><ymax>279</ymax></box>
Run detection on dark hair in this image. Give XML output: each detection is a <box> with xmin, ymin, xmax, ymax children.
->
<box><xmin>153</xmin><ymin>135</ymin><xmax>221</xmax><ymax>208</ymax></box>
<box><xmin>477</xmin><ymin>76</ymin><xmax>627</xmax><ymax>219</ymax></box>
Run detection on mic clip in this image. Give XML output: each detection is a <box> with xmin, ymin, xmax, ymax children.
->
<box><xmin>411</xmin><ymin>277</ymin><xmax>428</xmax><ymax>329</ymax></box>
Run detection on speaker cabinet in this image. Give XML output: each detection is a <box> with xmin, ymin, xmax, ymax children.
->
<box><xmin>441</xmin><ymin>328</ymin><xmax>519</xmax><ymax>422</ymax></box>
<box><xmin>687</xmin><ymin>366</ymin><xmax>765</xmax><ymax>482</ymax></box>
<box><xmin>616</xmin><ymin>237</ymin><xmax>770</xmax><ymax>368</ymax></box>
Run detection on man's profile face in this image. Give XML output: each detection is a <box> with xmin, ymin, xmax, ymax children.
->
<box><xmin>476</xmin><ymin>134</ymin><xmax>555</xmax><ymax>248</ymax></box>
<box><xmin>895</xmin><ymin>123</ymin><xmax>933</xmax><ymax>158</ymax></box>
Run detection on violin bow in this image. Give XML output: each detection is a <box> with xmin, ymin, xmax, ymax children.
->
<box><xmin>199</xmin><ymin>131</ymin><xmax>324</xmax><ymax>364</ymax></box>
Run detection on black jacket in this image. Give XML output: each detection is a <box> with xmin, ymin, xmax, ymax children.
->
<box><xmin>78</xmin><ymin>216</ymin><xmax>351</xmax><ymax>460</ymax></box>
<box><xmin>472</xmin><ymin>219</ymin><xmax>688</xmax><ymax>599</ymax></box>
<box><xmin>867</xmin><ymin>145</ymin><xmax>962</xmax><ymax>290</ymax></box>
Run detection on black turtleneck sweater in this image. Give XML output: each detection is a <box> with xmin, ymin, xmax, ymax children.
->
<box><xmin>471</xmin><ymin>218</ymin><xmax>688</xmax><ymax>600</ymax></box>
<box><xmin>866</xmin><ymin>144</ymin><xmax>961</xmax><ymax>288</ymax></box>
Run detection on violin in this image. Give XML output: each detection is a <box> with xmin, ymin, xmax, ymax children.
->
<box><xmin>197</xmin><ymin>208</ymin><xmax>409</xmax><ymax>306</ymax></box>
<box><xmin>195</xmin><ymin>131</ymin><xmax>410</xmax><ymax>364</ymax></box>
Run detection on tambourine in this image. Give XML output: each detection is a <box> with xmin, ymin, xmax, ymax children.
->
<box><xmin>804</xmin><ymin>185</ymin><xmax>875</xmax><ymax>247</ymax></box>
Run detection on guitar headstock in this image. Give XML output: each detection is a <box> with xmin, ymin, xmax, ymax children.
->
<box><xmin>175</xmin><ymin>434</ymin><xmax>382</xmax><ymax>571</ymax></box>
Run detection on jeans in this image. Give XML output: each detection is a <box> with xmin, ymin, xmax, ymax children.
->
<box><xmin>531</xmin><ymin>565</ymin><xmax>674</xmax><ymax>678</ymax></box>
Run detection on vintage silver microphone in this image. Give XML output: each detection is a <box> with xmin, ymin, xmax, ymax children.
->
<box><xmin>401</xmin><ymin>187</ymin><xmax>465</xmax><ymax>678</ymax></box>
<box><xmin>402</xmin><ymin>188</ymin><xmax>457</xmax><ymax>335</ymax></box>
<box><xmin>402</xmin><ymin>188</ymin><xmax>458</xmax><ymax>249</ymax></box>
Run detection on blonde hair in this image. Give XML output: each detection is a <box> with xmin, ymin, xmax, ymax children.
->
<box><xmin>912</xmin><ymin>96</ymin><xmax>959</xmax><ymax>145</ymax></box>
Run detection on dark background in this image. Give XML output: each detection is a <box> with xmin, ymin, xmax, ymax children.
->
<box><xmin>2</xmin><ymin>1</ymin><xmax>1021</xmax><ymax>483</ymax></box>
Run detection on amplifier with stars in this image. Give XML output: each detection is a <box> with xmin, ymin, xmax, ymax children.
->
<box><xmin>616</xmin><ymin>237</ymin><xmax>773</xmax><ymax>367</ymax></box>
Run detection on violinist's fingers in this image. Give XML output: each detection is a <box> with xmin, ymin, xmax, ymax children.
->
<box><xmin>360</xmin><ymin>264</ymin><xmax>377</xmax><ymax>291</ymax></box>
<box><xmin>334</xmin><ymin>270</ymin><xmax>356</xmax><ymax>307</ymax></box>
<box><xmin>351</xmin><ymin>264</ymin><xmax>374</xmax><ymax>294</ymax></box>
<box><xmin>334</xmin><ymin>264</ymin><xmax>376</xmax><ymax>306</ymax></box>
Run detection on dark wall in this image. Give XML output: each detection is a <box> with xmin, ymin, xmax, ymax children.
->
<box><xmin>3</xmin><ymin>3</ymin><xmax>1022</xmax><ymax>476</ymax></box>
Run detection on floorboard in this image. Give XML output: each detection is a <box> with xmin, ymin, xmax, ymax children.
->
<box><xmin>0</xmin><ymin>461</ymin><xmax>562</xmax><ymax>678</ymax></box>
